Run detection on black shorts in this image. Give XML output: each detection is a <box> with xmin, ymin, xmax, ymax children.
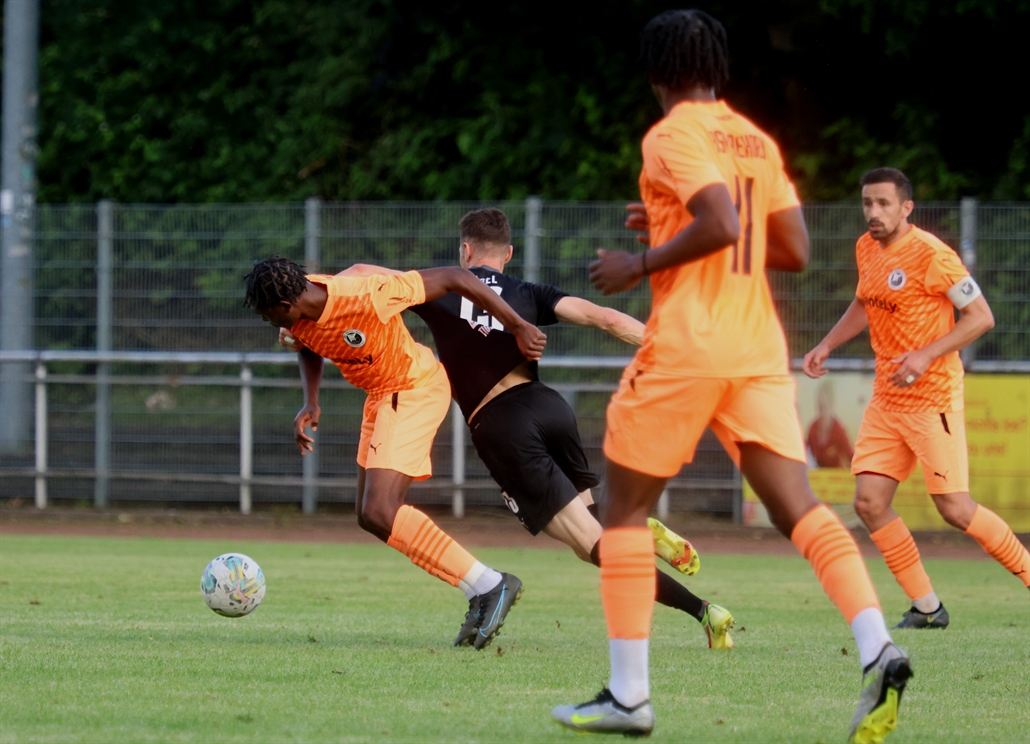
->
<box><xmin>469</xmin><ymin>382</ymin><xmax>600</xmax><ymax>535</ymax></box>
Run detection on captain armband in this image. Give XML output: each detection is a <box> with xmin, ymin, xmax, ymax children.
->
<box><xmin>946</xmin><ymin>276</ymin><xmax>982</xmax><ymax>309</ymax></box>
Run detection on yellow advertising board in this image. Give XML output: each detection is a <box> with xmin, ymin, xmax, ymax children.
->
<box><xmin>743</xmin><ymin>373</ymin><xmax>1029</xmax><ymax>532</ymax></box>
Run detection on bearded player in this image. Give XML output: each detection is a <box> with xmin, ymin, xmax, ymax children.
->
<box><xmin>552</xmin><ymin>11</ymin><xmax>910</xmax><ymax>743</ymax></box>
<box><xmin>803</xmin><ymin>167</ymin><xmax>1029</xmax><ymax>629</ymax></box>
<box><xmin>243</xmin><ymin>256</ymin><xmax>545</xmax><ymax>649</ymax></box>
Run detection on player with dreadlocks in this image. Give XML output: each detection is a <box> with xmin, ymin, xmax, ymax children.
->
<box><xmin>552</xmin><ymin>11</ymin><xmax>911</xmax><ymax>742</ymax></box>
<box><xmin>244</xmin><ymin>256</ymin><xmax>546</xmax><ymax>650</ymax></box>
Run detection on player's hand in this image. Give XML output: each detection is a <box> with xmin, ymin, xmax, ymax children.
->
<box><xmin>802</xmin><ymin>344</ymin><xmax>831</xmax><ymax>378</ymax></box>
<box><xmin>513</xmin><ymin>322</ymin><xmax>547</xmax><ymax>361</ymax></box>
<box><xmin>589</xmin><ymin>249</ymin><xmax>644</xmax><ymax>296</ymax></box>
<box><xmin>890</xmin><ymin>349</ymin><xmax>932</xmax><ymax>388</ymax></box>
<box><xmin>279</xmin><ymin>328</ymin><xmax>305</xmax><ymax>352</ymax></box>
<box><xmin>625</xmin><ymin>202</ymin><xmax>650</xmax><ymax>245</ymax></box>
<box><xmin>293</xmin><ymin>403</ymin><xmax>320</xmax><ymax>455</ymax></box>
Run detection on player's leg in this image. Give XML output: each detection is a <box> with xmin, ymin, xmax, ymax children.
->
<box><xmin>917</xmin><ymin>412</ymin><xmax>1030</xmax><ymax>589</ymax></box>
<box><xmin>554</xmin><ymin>373</ymin><xmax>726</xmax><ymax>735</ymax></box>
<box><xmin>542</xmin><ymin>493</ymin><xmax>729</xmax><ymax>645</ymax></box>
<box><xmin>358</xmin><ymin>371</ymin><xmax>519</xmax><ymax>648</ymax></box>
<box><xmin>717</xmin><ymin>377</ymin><xmax>911</xmax><ymax>744</ymax></box>
<box><xmin>851</xmin><ymin>408</ymin><xmax>943</xmax><ymax>623</ymax></box>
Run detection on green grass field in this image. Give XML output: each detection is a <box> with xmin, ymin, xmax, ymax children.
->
<box><xmin>1</xmin><ymin>534</ymin><xmax>1027</xmax><ymax>743</ymax></box>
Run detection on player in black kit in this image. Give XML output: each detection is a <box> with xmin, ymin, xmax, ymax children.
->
<box><xmin>281</xmin><ymin>208</ymin><xmax>735</xmax><ymax>649</ymax></box>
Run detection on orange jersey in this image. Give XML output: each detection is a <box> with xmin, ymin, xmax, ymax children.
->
<box><xmin>856</xmin><ymin>226</ymin><xmax>969</xmax><ymax>412</ymax></box>
<box><xmin>633</xmin><ymin>99</ymin><xmax>800</xmax><ymax>378</ymax></box>
<box><xmin>288</xmin><ymin>272</ymin><xmax>440</xmax><ymax>398</ymax></box>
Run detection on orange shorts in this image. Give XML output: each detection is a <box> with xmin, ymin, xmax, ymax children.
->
<box><xmin>851</xmin><ymin>407</ymin><xmax>969</xmax><ymax>494</ymax></box>
<box><xmin>604</xmin><ymin>371</ymin><xmax>807</xmax><ymax>478</ymax></box>
<box><xmin>356</xmin><ymin>362</ymin><xmax>451</xmax><ymax>480</ymax></box>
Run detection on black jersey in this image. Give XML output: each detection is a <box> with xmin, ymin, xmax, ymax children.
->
<box><xmin>410</xmin><ymin>266</ymin><xmax>568</xmax><ymax>419</ymax></box>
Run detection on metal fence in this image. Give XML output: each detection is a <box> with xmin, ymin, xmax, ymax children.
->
<box><xmin>1</xmin><ymin>199</ymin><xmax>1028</xmax><ymax>513</ymax></box>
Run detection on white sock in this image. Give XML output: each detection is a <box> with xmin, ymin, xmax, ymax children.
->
<box><xmin>458</xmin><ymin>561</ymin><xmax>501</xmax><ymax>600</ymax></box>
<box><xmin>912</xmin><ymin>590</ymin><xmax>941</xmax><ymax>614</ymax></box>
<box><xmin>609</xmin><ymin>638</ymin><xmax>649</xmax><ymax>708</ymax></box>
<box><xmin>850</xmin><ymin>607</ymin><xmax>893</xmax><ymax>668</ymax></box>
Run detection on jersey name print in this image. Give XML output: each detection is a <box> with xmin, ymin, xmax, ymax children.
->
<box><xmin>288</xmin><ymin>272</ymin><xmax>440</xmax><ymax>398</ymax></box>
<box><xmin>411</xmin><ymin>266</ymin><xmax>567</xmax><ymax>419</ymax></box>
<box><xmin>856</xmin><ymin>226</ymin><xmax>971</xmax><ymax>413</ymax></box>
<box><xmin>634</xmin><ymin>98</ymin><xmax>800</xmax><ymax>379</ymax></box>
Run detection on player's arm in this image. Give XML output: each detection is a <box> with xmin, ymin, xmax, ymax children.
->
<box><xmin>590</xmin><ymin>183</ymin><xmax>740</xmax><ymax>295</ymax></box>
<box><xmin>417</xmin><ymin>267</ymin><xmax>547</xmax><ymax>360</ymax></box>
<box><xmin>890</xmin><ymin>295</ymin><xmax>994</xmax><ymax>388</ymax></box>
<box><xmin>336</xmin><ymin>264</ymin><xmax>404</xmax><ymax>278</ymax></box>
<box><xmin>765</xmin><ymin>207</ymin><xmax>809</xmax><ymax>272</ymax></box>
<box><xmin>802</xmin><ymin>299</ymin><xmax>869</xmax><ymax>378</ymax></box>
<box><xmin>293</xmin><ymin>348</ymin><xmax>323</xmax><ymax>455</ymax></box>
<box><xmin>553</xmin><ymin>296</ymin><xmax>645</xmax><ymax>346</ymax></box>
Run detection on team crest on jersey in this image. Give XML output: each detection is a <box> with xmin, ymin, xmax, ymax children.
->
<box><xmin>887</xmin><ymin>269</ymin><xmax>907</xmax><ymax>290</ymax></box>
<box><xmin>342</xmin><ymin>329</ymin><xmax>366</xmax><ymax>348</ymax></box>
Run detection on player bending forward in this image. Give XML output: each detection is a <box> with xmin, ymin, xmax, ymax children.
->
<box><xmin>804</xmin><ymin>167</ymin><xmax>1030</xmax><ymax>628</ymax></box>
<box><xmin>552</xmin><ymin>11</ymin><xmax>910</xmax><ymax>744</ymax></box>
<box><xmin>244</xmin><ymin>256</ymin><xmax>545</xmax><ymax>649</ymax></box>
<box><xmin>293</xmin><ymin>208</ymin><xmax>736</xmax><ymax>649</ymax></box>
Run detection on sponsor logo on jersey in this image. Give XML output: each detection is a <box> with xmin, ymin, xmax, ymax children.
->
<box><xmin>339</xmin><ymin>354</ymin><xmax>373</xmax><ymax>366</ymax></box>
<box><xmin>887</xmin><ymin>269</ymin><xmax>907</xmax><ymax>290</ymax></box>
<box><xmin>343</xmin><ymin>329</ymin><xmax>366</xmax><ymax>348</ymax></box>
<box><xmin>860</xmin><ymin>296</ymin><xmax>898</xmax><ymax>314</ymax></box>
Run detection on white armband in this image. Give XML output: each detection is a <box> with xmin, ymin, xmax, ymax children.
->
<box><xmin>946</xmin><ymin>276</ymin><xmax>982</xmax><ymax>309</ymax></box>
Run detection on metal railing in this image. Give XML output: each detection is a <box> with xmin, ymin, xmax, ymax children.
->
<box><xmin>0</xmin><ymin>350</ymin><xmax>744</xmax><ymax>517</ymax></box>
<box><xmin>1</xmin><ymin>198</ymin><xmax>1028</xmax><ymax>514</ymax></box>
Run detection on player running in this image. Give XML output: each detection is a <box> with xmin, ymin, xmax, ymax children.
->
<box><xmin>281</xmin><ymin>208</ymin><xmax>736</xmax><ymax>650</ymax></box>
<box><xmin>243</xmin><ymin>256</ymin><xmax>546</xmax><ymax>649</ymax></box>
<box><xmin>551</xmin><ymin>11</ymin><xmax>911</xmax><ymax>743</ymax></box>
<box><xmin>803</xmin><ymin>167</ymin><xmax>1030</xmax><ymax>628</ymax></box>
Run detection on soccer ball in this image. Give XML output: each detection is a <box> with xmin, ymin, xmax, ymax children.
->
<box><xmin>200</xmin><ymin>553</ymin><xmax>266</xmax><ymax>617</ymax></box>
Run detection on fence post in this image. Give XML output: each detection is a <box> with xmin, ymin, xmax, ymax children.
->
<box><xmin>960</xmin><ymin>197</ymin><xmax>978</xmax><ymax>368</ymax></box>
<box><xmin>301</xmin><ymin>197</ymin><xmax>321</xmax><ymax>513</ymax></box>
<box><xmin>34</xmin><ymin>362</ymin><xmax>47</xmax><ymax>509</ymax></box>
<box><xmin>239</xmin><ymin>363</ymin><xmax>253</xmax><ymax>515</ymax></box>
<box><xmin>0</xmin><ymin>0</ymin><xmax>40</xmax><ymax>456</ymax></box>
<box><xmin>94</xmin><ymin>199</ymin><xmax>113</xmax><ymax>507</ymax></box>
<box><xmin>732</xmin><ymin>468</ymin><xmax>743</xmax><ymax>524</ymax></box>
<box><xmin>524</xmin><ymin>196</ymin><xmax>542</xmax><ymax>283</ymax></box>
<box><xmin>451</xmin><ymin>401</ymin><xmax>465</xmax><ymax>518</ymax></box>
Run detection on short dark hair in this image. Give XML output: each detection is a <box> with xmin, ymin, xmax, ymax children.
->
<box><xmin>243</xmin><ymin>255</ymin><xmax>307</xmax><ymax>310</ymax></box>
<box><xmin>860</xmin><ymin>167</ymin><xmax>913</xmax><ymax>202</ymax></box>
<box><xmin>640</xmin><ymin>10</ymin><xmax>730</xmax><ymax>93</ymax></box>
<box><xmin>459</xmin><ymin>208</ymin><xmax>511</xmax><ymax>248</ymax></box>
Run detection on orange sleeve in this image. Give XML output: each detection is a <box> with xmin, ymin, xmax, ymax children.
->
<box><xmin>642</xmin><ymin>122</ymin><xmax>724</xmax><ymax>206</ymax></box>
<box><xmin>766</xmin><ymin>138</ymin><xmax>801</xmax><ymax>213</ymax></box>
<box><xmin>923</xmin><ymin>246</ymin><xmax>969</xmax><ymax>296</ymax></box>
<box><xmin>368</xmin><ymin>271</ymin><xmax>427</xmax><ymax>322</ymax></box>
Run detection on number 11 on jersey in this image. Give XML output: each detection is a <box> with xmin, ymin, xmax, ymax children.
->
<box><xmin>732</xmin><ymin>175</ymin><xmax>754</xmax><ymax>275</ymax></box>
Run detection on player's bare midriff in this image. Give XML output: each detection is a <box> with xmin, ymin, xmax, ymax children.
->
<box><xmin>467</xmin><ymin>360</ymin><xmax>533</xmax><ymax>423</ymax></box>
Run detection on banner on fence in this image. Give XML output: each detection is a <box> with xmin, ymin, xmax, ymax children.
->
<box><xmin>743</xmin><ymin>374</ymin><xmax>1030</xmax><ymax>532</ymax></box>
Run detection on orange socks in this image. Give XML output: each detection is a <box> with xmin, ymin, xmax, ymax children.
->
<box><xmin>600</xmin><ymin>528</ymin><xmax>655</xmax><ymax>640</ymax></box>
<box><xmin>965</xmin><ymin>505</ymin><xmax>1030</xmax><ymax>587</ymax></box>
<box><xmin>870</xmin><ymin>517</ymin><xmax>935</xmax><ymax>601</ymax></box>
<box><xmin>791</xmin><ymin>505</ymin><xmax>880</xmax><ymax>623</ymax></box>
<box><xmin>386</xmin><ymin>504</ymin><xmax>476</xmax><ymax>587</ymax></box>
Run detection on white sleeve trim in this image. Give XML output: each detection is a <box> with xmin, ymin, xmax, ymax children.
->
<box><xmin>946</xmin><ymin>276</ymin><xmax>982</xmax><ymax>309</ymax></box>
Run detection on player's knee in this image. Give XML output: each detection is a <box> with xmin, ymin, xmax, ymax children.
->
<box><xmin>357</xmin><ymin>498</ymin><xmax>393</xmax><ymax>537</ymax></box>
<box><xmin>852</xmin><ymin>492</ymin><xmax>883</xmax><ymax>524</ymax></box>
<box><xmin>934</xmin><ymin>494</ymin><xmax>974</xmax><ymax>530</ymax></box>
